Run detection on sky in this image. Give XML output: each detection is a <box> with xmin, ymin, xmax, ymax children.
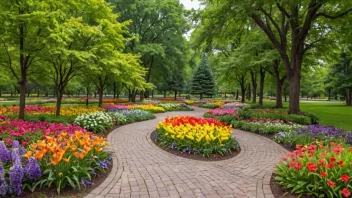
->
<box><xmin>179</xmin><ymin>0</ymin><xmax>201</xmax><ymax>10</ymax></box>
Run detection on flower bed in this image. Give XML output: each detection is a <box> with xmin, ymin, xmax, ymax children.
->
<box><xmin>223</xmin><ymin>102</ymin><xmax>248</xmax><ymax>109</ymax></box>
<box><xmin>208</xmin><ymin>108</ymin><xmax>236</xmax><ymax>116</ymax></box>
<box><xmin>25</xmin><ymin>131</ymin><xmax>110</xmax><ymax>194</ymax></box>
<box><xmin>250</xmin><ymin>110</ymin><xmax>312</xmax><ymax>125</ymax></box>
<box><xmin>74</xmin><ymin>112</ymin><xmax>113</xmax><ymax>133</ymax></box>
<box><xmin>198</xmin><ymin>103</ymin><xmax>220</xmax><ymax>109</ymax></box>
<box><xmin>102</xmin><ymin>98</ymin><xmax>128</xmax><ymax>103</ymax></box>
<box><xmin>128</xmin><ymin>104</ymin><xmax>165</xmax><ymax>113</ymax></box>
<box><xmin>275</xmin><ymin>142</ymin><xmax>352</xmax><ymax>197</ymax></box>
<box><xmin>109</xmin><ymin>109</ymin><xmax>155</xmax><ymax>125</ymax></box>
<box><xmin>0</xmin><ymin>117</ymin><xmax>86</xmax><ymax>145</ymax></box>
<box><xmin>0</xmin><ymin>106</ymin><xmax>103</xmax><ymax>116</ymax></box>
<box><xmin>274</xmin><ymin>124</ymin><xmax>352</xmax><ymax>148</ymax></box>
<box><xmin>155</xmin><ymin>116</ymin><xmax>239</xmax><ymax>157</ymax></box>
<box><xmin>232</xmin><ymin>119</ymin><xmax>302</xmax><ymax>135</ymax></box>
<box><xmin>158</xmin><ymin>103</ymin><xmax>193</xmax><ymax>111</ymax></box>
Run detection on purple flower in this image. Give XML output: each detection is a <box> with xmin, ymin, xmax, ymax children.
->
<box><xmin>11</xmin><ymin>149</ymin><xmax>20</xmax><ymax>162</ymax></box>
<box><xmin>0</xmin><ymin>141</ymin><xmax>11</xmax><ymax>162</ymax></box>
<box><xmin>81</xmin><ymin>179</ymin><xmax>94</xmax><ymax>186</ymax></box>
<box><xmin>19</xmin><ymin>147</ymin><xmax>26</xmax><ymax>156</ymax></box>
<box><xmin>24</xmin><ymin>157</ymin><xmax>42</xmax><ymax>181</ymax></box>
<box><xmin>12</xmin><ymin>140</ymin><xmax>20</xmax><ymax>149</ymax></box>
<box><xmin>9</xmin><ymin>158</ymin><xmax>24</xmax><ymax>195</ymax></box>
<box><xmin>97</xmin><ymin>161</ymin><xmax>108</xmax><ymax>169</ymax></box>
<box><xmin>0</xmin><ymin>164</ymin><xmax>7</xmax><ymax>196</ymax></box>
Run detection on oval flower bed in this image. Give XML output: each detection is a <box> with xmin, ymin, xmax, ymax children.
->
<box><xmin>275</xmin><ymin>142</ymin><xmax>352</xmax><ymax>198</ymax></box>
<box><xmin>154</xmin><ymin>116</ymin><xmax>240</xmax><ymax>159</ymax></box>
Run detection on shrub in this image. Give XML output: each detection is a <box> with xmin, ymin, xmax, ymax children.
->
<box><xmin>74</xmin><ymin>112</ymin><xmax>113</xmax><ymax>133</ymax></box>
<box><xmin>275</xmin><ymin>142</ymin><xmax>352</xmax><ymax>198</ymax></box>
<box><xmin>232</xmin><ymin>120</ymin><xmax>302</xmax><ymax>135</ymax></box>
<box><xmin>251</xmin><ymin>112</ymin><xmax>311</xmax><ymax>125</ymax></box>
<box><xmin>237</xmin><ymin>107</ymin><xmax>252</xmax><ymax>119</ymax></box>
<box><xmin>158</xmin><ymin>103</ymin><xmax>193</xmax><ymax>111</ymax></box>
<box><xmin>155</xmin><ymin>116</ymin><xmax>239</xmax><ymax>157</ymax></box>
<box><xmin>109</xmin><ymin>109</ymin><xmax>154</xmax><ymax>124</ymax></box>
<box><xmin>198</xmin><ymin>103</ymin><xmax>220</xmax><ymax>109</ymax></box>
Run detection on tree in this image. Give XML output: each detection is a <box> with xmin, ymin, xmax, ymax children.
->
<box><xmin>166</xmin><ymin>72</ymin><xmax>185</xmax><ymax>100</ymax></box>
<box><xmin>330</xmin><ymin>47</ymin><xmax>352</xmax><ymax>106</ymax></box>
<box><xmin>190</xmin><ymin>56</ymin><xmax>215</xmax><ymax>99</ymax></box>
<box><xmin>199</xmin><ymin>0</ymin><xmax>352</xmax><ymax>113</ymax></box>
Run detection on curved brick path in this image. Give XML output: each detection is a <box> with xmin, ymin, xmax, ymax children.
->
<box><xmin>85</xmin><ymin>107</ymin><xmax>288</xmax><ymax>198</ymax></box>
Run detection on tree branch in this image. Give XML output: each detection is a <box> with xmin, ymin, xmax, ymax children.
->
<box><xmin>314</xmin><ymin>8</ymin><xmax>352</xmax><ymax>20</ymax></box>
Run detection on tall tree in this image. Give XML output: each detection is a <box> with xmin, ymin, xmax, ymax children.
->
<box><xmin>190</xmin><ymin>56</ymin><xmax>215</xmax><ymax>99</ymax></box>
<box><xmin>199</xmin><ymin>0</ymin><xmax>352</xmax><ymax>113</ymax></box>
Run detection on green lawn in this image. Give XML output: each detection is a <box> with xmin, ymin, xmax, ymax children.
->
<box><xmin>256</xmin><ymin>100</ymin><xmax>352</xmax><ymax>130</ymax></box>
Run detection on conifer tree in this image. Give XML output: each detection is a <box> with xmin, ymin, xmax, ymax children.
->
<box><xmin>190</xmin><ymin>56</ymin><xmax>215</xmax><ymax>99</ymax></box>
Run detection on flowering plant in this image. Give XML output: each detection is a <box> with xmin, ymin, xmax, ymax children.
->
<box><xmin>198</xmin><ymin>103</ymin><xmax>220</xmax><ymax>109</ymax></box>
<box><xmin>24</xmin><ymin>131</ymin><xmax>110</xmax><ymax>194</ymax></box>
<box><xmin>274</xmin><ymin>124</ymin><xmax>351</xmax><ymax>148</ymax></box>
<box><xmin>0</xmin><ymin>119</ymin><xmax>86</xmax><ymax>146</ymax></box>
<box><xmin>156</xmin><ymin>116</ymin><xmax>239</xmax><ymax>157</ymax></box>
<box><xmin>158</xmin><ymin>103</ymin><xmax>193</xmax><ymax>111</ymax></box>
<box><xmin>0</xmin><ymin>140</ymin><xmax>42</xmax><ymax>196</ymax></box>
<box><xmin>0</xmin><ymin>106</ymin><xmax>104</xmax><ymax>116</ymax></box>
<box><xmin>74</xmin><ymin>112</ymin><xmax>113</xmax><ymax>133</ymax></box>
<box><xmin>275</xmin><ymin>142</ymin><xmax>352</xmax><ymax>198</ymax></box>
<box><xmin>127</xmin><ymin>104</ymin><xmax>165</xmax><ymax>113</ymax></box>
<box><xmin>102</xmin><ymin>98</ymin><xmax>128</xmax><ymax>103</ymax></box>
<box><xmin>232</xmin><ymin>120</ymin><xmax>302</xmax><ymax>135</ymax></box>
<box><xmin>223</xmin><ymin>102</ymin><xmax>248</xmax><ymax>109</ymax></box>
<box><xmin>208</xmin><ymin>108</ymin><xmax>236</xmax><ymax>116</ymax></box>
<box><xmin>109</xmin><ymin>109</ymin><xmax>155</xmax><ymax>125</ymax></box>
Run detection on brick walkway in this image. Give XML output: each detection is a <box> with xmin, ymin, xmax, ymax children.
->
<box><xmin>85</xmin><ymin>107</ymin><xmax>288</xmax><ymax>198</ymax></box>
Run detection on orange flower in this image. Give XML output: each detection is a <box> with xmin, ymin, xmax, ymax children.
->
<box><xmin>73</xmin><ymin>152</ymin><xmax>80</xmax><ymax>158</ymax></box>
<box><xmin>70</xmin><ymin>145</ymin><xmax>77</xmax><ymax>152</ymax></box>
<box><xmin>23</xmin><ymin>151</ymin><xmax>32</xmax><ymax>158</ymax></box>
<box><xmin>95</xmin><ymin>147</ymin><xmax>103</xmax><ymax>152</ymax></box>
<box><xmin>63</xmin><ymin>158</ymin><xmax>70</xmax><ymax>163</ymax></box>
<box><xmin>34</xmin><ymin>151</ymin><xmax>44</xmax><ymax>160</ymax></box>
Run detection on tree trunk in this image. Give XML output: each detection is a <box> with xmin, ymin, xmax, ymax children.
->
<box><xmin>37</xmin><ymin>89</ymin><xmax>40</xmax><ymax>97</ymax></box>
<box><xmin>328</xmin><ymin>89</ymin><xmax>331</xmax><ymax>101</ymax></box>
<box><xmin>224</xmin><ymin>93</ymin><xmax>227</xmax><ymax>99</ymax></box>
<box><xmin>288</xmin><ymin>72</ymin><xmax>301</xmax><ymax>114</ymax></box>
<box><xmin>200</xmin><ymin>93</ymin><xmax>203</xmax><ymax>99</ymax></box>
<box><xmin>113</xmin><ymin>82</ymin><xmax>116</xmax><ymax>99</ymax></box>
<box><xmin>236</xmin><ymin>90</ymin><xmax>239</xmax><ymax>100</ymax></box>
<box><xmin>55</xmin><ymin>91</ymin><xmax>63</xmax><ymax>116</ymax></box>
<box><xmin>164</xmin><ymin>91</ymin><xmax>166</xmax><ymax>98</ymax></box>
<box><xmin>86</xmin><ymin>86</ymin><xmax>89</xmax><ymax>107</ymax></box>
<box><xmin>19</xmin><ymin>83</ymin><xmax>26</xmax><ymax>119</ymax></box>
<box><xmin>247</xmin><ymin>84</ymin><xmax>251</xmax><ymax>101</ymax></box>
<box><xmin>241</xmin><ymin>85</ymin><xmax>246</xmax><ymax>103</ymax></box>
<box><xmin>174</xmin><ymin>90</ymin><xmax>177</xmax><ymax>100</ymax></box>
<box><xmin>151</xmin><ymin>90</ymin><xmax>154</xmax><ymax>98</ymax></box>
<box><xmin>140</xmin><ymin>91</ymin><xmax>144</xmax><ymax>101</ymax></box>
<box><xmin>349</xmin><ymin>88</ymin><xmax>352</xmax><ymax>106</ymax></box>
<box><xmin>27</xmin><ymin>92</ymin><xmax>30</xmax><ymax>97</ymax></box>
<box><xmin>250</xmin><ymin>71</ymin><xmax>257</xmax><ymax>104</ymax></box>
<box><xmin>131</xmin><ymin>90</ymin><xmax>137</xmax><ymax>103</ymax></box>
<box><xmin>98</xmin><ymin>88</ymin><xmax>103</xmax><ymax>107</ymax></box>
<box><xmin>259</xmin><ymin>67</ymin><xmax>265</xmax><ymax>106</ymax></box>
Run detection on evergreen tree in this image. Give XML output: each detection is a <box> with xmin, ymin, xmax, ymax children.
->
<box><xmin>190</xmin><ymin>56</ymin><xmax>215</xmax><ymax>99</ymax></box>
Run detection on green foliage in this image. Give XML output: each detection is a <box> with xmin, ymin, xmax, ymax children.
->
<box><xmin>251</xmin><ymin>113</ymin><xmax>312</xmax><ymax>125</ymax></box>
<box><xmin>7</xmin><ymin>114</ymin><xmax>76</xmax><ymax>124</ymax></box>
<box><xmin>190</xmin><ymin>55</ymin><xmax>215</xmax><ymax>98</ymax></box>
<box><xmin>198</xmin><ymin>103</ymin><xmax>219</xmax><ymax>109</ymax></box>
<box><xmin>232</xmin><ymin>120</ymin><xmax>302</xmax><ymax>135</ymax></box>
<box><xmin>237</xmin><ymin>107</ymin><xmax>252</xmax><ymax>119</ymax></box>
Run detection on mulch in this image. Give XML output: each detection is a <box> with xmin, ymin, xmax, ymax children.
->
<box><xmin>150</xmin><ymin>130</ymin><xmax>239</xmax><ymax>162</ymax></box>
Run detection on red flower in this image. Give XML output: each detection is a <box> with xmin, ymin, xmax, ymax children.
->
<box><xmin>21</xmin><ymin>141</ymin><xmax>29</xmax><ymax>146</ymax></box>
<box><xmin>296</xmin><ymin>144</ymin><xmax>302</xmax><ymax>150</ymax></box>
<box><xmin>6</xmin><ymin>138</ymin><xmax>13</xmax><ymax>145</ymax></box>
<box><xmin>330</xmin><ymin>142</ymin><xmax>336</xmax><ymax>147</ymax></box>
<box><xmin>341</xmin><ymin>175</ymin><xmax>350</xmax><ymax>182</ymax></box>
<box><xmin>321</xmin><ymin>152</ymin><xmax>327</xmax><ymax>157</ymax></box>
<box><xmin>333</xmin><ymin>146</ymin><xmax>344</xmax><ymax>154</ymax></box>
<box><xmin>342</xmin><ymin>188</ymin><xmax>351</xmax><ymax>197</ymax></box>
<box><xmin>326</xmin><ymin>163</ymin><xmax>334</xmax><ymax>169</ymax></box>
<box><xmin>327</xmin><ymin>180</ymin><xmax>335</xmax><ymax>187</ymax></box>
<box><xmin>338</xmin><ymin>160</ymin><xmax>345</xmax><ymax>168</ymax></box>
<box><xmin>330</xmin><ymin>157</ymin><xmax>336</xmax><ymax>163</ymax></box>
<box><xmin>318</xmin><ymin>159</ymin><xmax>325</xmax><ymax>166</ymax></box>
<box><xmin>294</xmin><ymin>162</ymin><xmax>302</xmax><ymax>170</ymax></box>
<box><xmin>320</xmin><ymin>172</ymin><xmax>327</xmax><ymax>177</ymax></box>
<box><xmin>307</xmin><ymin>162</ymin><xmax>318</xmax><ymax>172</ymax></box>
<box><xmin>350</xmin><ymin>147</ymin><xmax>352</xmax><ymax>152</ymax></box>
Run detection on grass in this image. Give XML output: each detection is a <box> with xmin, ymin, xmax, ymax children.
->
<box><xmin>249</xmin><ymin>100</ymin><xmax>352</xmax><ymax>130</ymax></box>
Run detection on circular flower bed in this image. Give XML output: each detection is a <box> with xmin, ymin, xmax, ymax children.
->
<box><xmin>74</xmin><ymin>112</ymin><xmax>113</xmax><ymax>133</ymax></box>
<box><xmin>275</xmin><ymin>142</ymin><xmax>352</xmax><ymax>197</ymax></box>
<box><xmin>155</xmin><ymin>116</ymin><xmax>239</xmax><ymax>158</ymax></box>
